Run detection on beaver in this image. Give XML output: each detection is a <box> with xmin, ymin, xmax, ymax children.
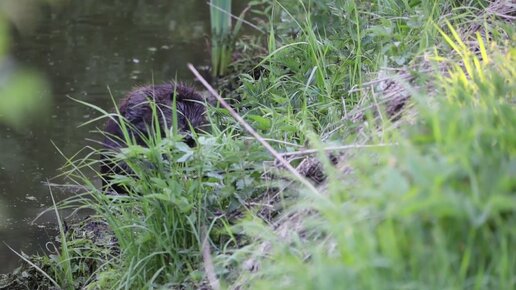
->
<box><xmin>100</xmin><ymin>83</ymin><xmax>208</xmax><ymax>194</ymax></box>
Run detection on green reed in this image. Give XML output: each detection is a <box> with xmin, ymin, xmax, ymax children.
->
<box><xmin>210</xmin><ymin>0</ymin><xmax>233</xmax><ymax>77</ymax></box>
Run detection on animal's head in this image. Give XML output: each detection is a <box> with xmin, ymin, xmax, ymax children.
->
<box><xmin>176</xmin><ymin>99</ymin><xmax>208</xmax><ymax>146</ymax></box>
<box><xmin>171</xmin><ymin>84</ymin><xmax>210</xmax><ymax>146</ymax></box>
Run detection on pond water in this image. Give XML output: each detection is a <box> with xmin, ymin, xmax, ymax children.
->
<box><xmin>0</xmin><ymin>0</ymin><xmax>248</xmax><ymax>274</ymax></box>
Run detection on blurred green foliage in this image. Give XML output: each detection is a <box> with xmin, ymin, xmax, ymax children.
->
<box><xmin>0</xmin><ymin>2</ymin><xmax>50</xmax><ymax>129</ymax></box>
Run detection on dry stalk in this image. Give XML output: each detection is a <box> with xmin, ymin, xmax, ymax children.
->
<box><xmin>201</xmin><ymin>225</ymin><xmax>220</xmax><ymax>290</ymax></box>
<box><xmin>279</xmin><ymin>143</ymin><xmax>396</xmax><ymax>158</ymax></box>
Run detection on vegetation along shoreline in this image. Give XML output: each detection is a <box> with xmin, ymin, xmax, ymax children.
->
<box><xmin>0</xmin><ymin>0</ymin><xmax>514</xmax><ymax>289</ymax></box>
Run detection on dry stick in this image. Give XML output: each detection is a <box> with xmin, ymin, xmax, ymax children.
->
<box><xmin>188</xmin><ymin>64</ymin><xmax>322</xmax><ymax>197</ymax></box>
<box><xmin>201</xmin><ymin>225</ymin><xmax>220</xmax><ymax>290</ymax></box>
<box><xmin>279</xmin><ymin>143</ymin><xmax>397</xmax><ymax>158</ymax></box>
<box><xmin>42</xmin><ymin>182</ymin><xmax>90</xmax><ymax>191</ymax></box>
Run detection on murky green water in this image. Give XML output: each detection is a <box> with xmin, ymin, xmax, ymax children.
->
<box><xmin>0</xmin><ymin>0</ymin><xmax>248</xmax><ymax>273</ymax></box>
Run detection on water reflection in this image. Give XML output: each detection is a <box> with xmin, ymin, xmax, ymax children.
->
<box><xmin>0</xmin><ymin>0</ymin><xmax>248</xmax><ymax>273</ymax></box>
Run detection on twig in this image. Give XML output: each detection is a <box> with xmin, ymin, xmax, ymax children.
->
<box><xmin>188</xmin><ymin>64</ymin><xmax>322</xmax><ymax>196</ymax></box>
<box><xmin>42</xmin><ymin>182</ymin><xmax>90</xmax><ymax>191</ymax></box>
<box><xmin>242</xmin><ymin>136</ymin><xmax>303</xmax><ymax>148</ymax></box>
<box><xmin>201</xmin><ymin>225</ymin><xmax>220</xmax><ymax>290</ymax></box>
<box><xmin>279</xmin><ymin>143</ymin><xmax>397</xmax><ymax>157</ymax></box>
<box><xmin>347</xmin><ymin>67</ymin><xmax>435</xmax><ymax>93</ymax></box>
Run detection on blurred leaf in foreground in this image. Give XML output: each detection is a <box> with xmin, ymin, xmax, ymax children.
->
<box><xmin>0</xmin><ymin>11</ymin><xmax>51</xmax><ymax>129</ymax></box>
<box><xmin>0</xmin><ymin>67</ymin><xmax>50</xmax><ymax>128</ymax></box>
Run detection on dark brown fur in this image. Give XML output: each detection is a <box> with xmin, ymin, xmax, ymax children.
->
<box><xmin>100</xmin><ymin>83</ymin><xmax>207</xmax><ymax>193</ymax></box>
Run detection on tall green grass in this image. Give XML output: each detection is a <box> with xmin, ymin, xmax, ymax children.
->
<box><xmin>210</xmin><ymin>0</ymin><xmax>515</xmax><ymax>288</ymax></box>
<box><xmin>224</xmin><ymin>0</ymin><xmax>470</xmax><ymax>146</ymax></box>
<box><xmin>225</xmin><ymin>24</ymin><xmax>516</xmax><ymax>290</ymax></box>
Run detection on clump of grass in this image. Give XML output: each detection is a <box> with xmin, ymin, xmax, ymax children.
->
<box><xmin>52</xmin><ymin>93</ymin><xmax>270</xmax><ymax>288</ymax></box>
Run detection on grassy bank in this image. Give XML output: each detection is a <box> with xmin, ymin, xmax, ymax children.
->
<box><xmin>2</xmin><ymin>0</ymin><xmax>514</xmax><ymax>289</ymax></box>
